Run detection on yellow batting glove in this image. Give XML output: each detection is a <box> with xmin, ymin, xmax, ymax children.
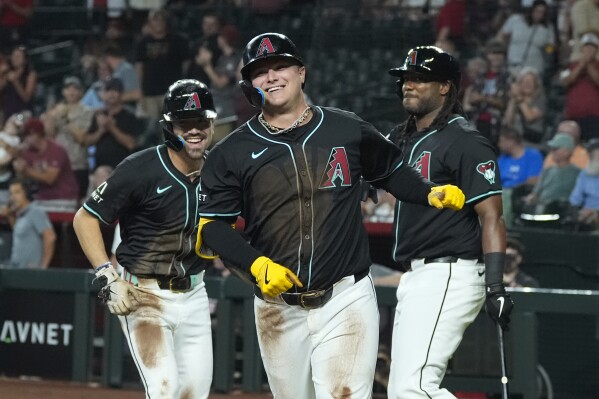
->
<box><xmin>427</xmin><ymin>185</ymin><xmax>465</xmax><ymax>211</ymax></box>
<box><xmin>250</xmin><ymin>256</ymin><xmax>303</xmax><ymax>297</ymax></box>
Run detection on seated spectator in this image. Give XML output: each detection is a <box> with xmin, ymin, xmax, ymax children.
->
<box><xmin>12</xmin><ymin>119</ymin><xmax>79</xmax><ymax>213</ymax></box>
<box><xmin>543</xmin><ymin>120</ymin><xmax>589</xmax><ymax>170</ymax></box>
<box><xmin>81</xmin><ymin>59</ymin><xmax>113</xmax><ymax>111</ymax></box>
<box><xmin>560</xmin><ymin>32</ymin><xmax>599</xmax><ymax>142</ymax></box>
<box><xmin>502</xmin><ymin>66</ymin><xmax>546</xmax><ymax>143</ymax></box>
<box><xmin>569</xmin><ymin>138</ymin><xmax>599</xmax><ymax>229</ymax></box>
<box><xmin>0</xmin><ymin>178</ymin><xmax>56</xmax><ymax>269</ymax></box>
<box><xmin>0</xmin><ymin>45</ymin><xmax>36</xmax><ymax>123</ymax></box>
<box><xmin>86</xmin><ymin>78</ymin><xmax>143</xmax><ymax>169</ymax></box>
<box><xmin>504</xmin><ymin>237</ymin><xmax>540</xmax><ymax>288</ymax></box>
<box><xmin>42</xmin><ymin>76</ymin><xmax>93</xmax><ymax>202</ymax></box>
<box><xmin>497</xmin><ymin>127</ymin><xmax>544</xmax><ymax>227</ymax></box>
<box><xmin>524</xmin><ymin>133</ymin><xmax>581</xmax><ymax>206</ymax></box>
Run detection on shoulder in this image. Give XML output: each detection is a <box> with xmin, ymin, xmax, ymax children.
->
<box><xmin>318</xmin><ymin>106</ymin><xmax>360</xmax><ymax>121</ymax></box>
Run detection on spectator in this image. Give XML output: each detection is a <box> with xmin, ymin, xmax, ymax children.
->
<box><xmin>463</xmin><ymin>41</ymin><xmax>510</xmax><ymax>145</ymax></box>
<box><xmin>502</xmin><ymin>66</ymin><xmax>546</xmax><ymax>143</ymax></box>
<box><xmin>196</xmin><ymin>24</ymin><xmax>242</xmax><ymax>119</ymax></box>
<box><xmin>0</xmin><ymin>0</ymin><xmax>34</xmax><ymax>52</ymax></box>
<box><xmin>12</xmin><ymin>119</ymin><xmax>79</xmax><ymax>213</ymax></box>
<box><xmin>543</xmin><ymin>120</ymin><xmax>589</xmax><ymax>170</ymax></box>
<box><xmin>460</xmin><ymin>56</ymin><xmax>487</xmax><ymax>104</ymax></box>
<box><xmin>498</xmin><ymin>0</ymin><xmax>556</xmax><ymax>78</ymax></box>
<box><xmin>523</xmin><ymin>133</ymin><xmax>581</xmax><ymax>206</ymax></box>
<box><xmin>81</xmin><ymin>59</ymin><xmax>113</xmax><ymax>111</ymax></box>
<box><xmin>0</xmin><ymin>111</ymin><xmax>29</xmax><ymax>204</ymax></box>
<box><xmin>86</xmin><ymin>78</ymin><xmax>143</xmax><ymax>169</ymax></box>
<box><xmin>42</xmin><ymin>76</ymin><xmax>93</xmax><ymax>202</ymax></box>
<box><xmin>186</xmin><ymin>12</ymin><xmax>223</xmax><ymax>85</ymax></box>
<box><xmin>504</xmin><ymin>237</ymin><xmax>540</xmax><ymax>288</ymax></box>
<box><xmin>435</xmin><ymin>0</ymin><xmax>466</xmax><ymax>54</ymax></box>
<box><xmin>103</xmin><ymin>43</ymin><xmax>141</xmax><ymax>111</ymax></box>
<box><xmin>569</xmin><ymin>0</ymin><xmax>599</xmax><ymax>61</ymax></box>
<box><xmin>569</xmin><ymin>138</ymin><xmax>599</xmax><ymax>229</ymax></box>
<box><xmin>0</xmin><ymin>45</ymin><xmax>36</xmax><ymax>123</ymax></box>
<box><xmin>498</xmin><ymin>127</ymin><xmax>544</xmax><ymax>227</ymax></box>
<box><xmin>0</xmin><ymin>178</ymin><xmax>56</xmax><ymax>269</ymax></box>
<box><xmin>560</xmin><ymin>32</ymin><xmax>599</xmax><ymax>142</ymax></box>
<box><xmin>134</xmin><ymin>9</ymin><xmax>188</xmax><ymax>119</ymax></box>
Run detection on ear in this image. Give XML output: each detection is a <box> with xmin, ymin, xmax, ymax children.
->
<box><xmin>439</xmin><ymin>81</ymin><xmax>451</xmax><ymax>96</ymax></box>
<box><xmin>299</xmin><ymin>66</ymin><xmax>306</xmax><ymax>84</ymax></box>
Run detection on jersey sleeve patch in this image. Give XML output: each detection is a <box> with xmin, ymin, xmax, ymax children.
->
<box><xmin>476</xmin><ymin>160</ymin><xmax>497</xmax><ymax>184</ymax></box>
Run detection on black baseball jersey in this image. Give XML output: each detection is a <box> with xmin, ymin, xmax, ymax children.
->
<box><xmin>199</xmin><ymin>106</ymin><xmax>408</xmax><ymax>291</ymax></box>
<box><xmin>389</xmin><ymin>115</ymin><xmax>502</xmax><ymax>262</ymax></box>
<box><xmin>83</xmin><ymin>145</ymin><xmax>211</xmax><ymax>277</ymax></box>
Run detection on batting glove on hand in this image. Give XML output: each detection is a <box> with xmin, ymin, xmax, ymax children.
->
<box><xmin>251</xmin><ymin>256</ymin><xmax>303</xmax><ymax>297</ymax></box>
<box><xmin>485</xmin><ymin>283</ymin><xmax>514</xmax><ymax>331</ymax></box>
<box><xmin>428</xmin><ymin>185</ymin><xmax>465</xmax><ymax>210</ymax></box>
<box><xmin>96</xmin><ymin>266</ymin><xmax>141</xmax><ymax>316</ymax></box>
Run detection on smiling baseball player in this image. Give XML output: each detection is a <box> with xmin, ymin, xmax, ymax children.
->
<box><xmin>73</xmin><ymin>80</ymin><xmax>216</xmax><ymax>399</ymax></box>
<box><xmin>385</xmin><ymin>46</ymin><xmax>514</xmax><ymax>398</ymax></box>
<box><xmin>195</xmin><ymin>33</ymin><xmax>466</xmax><ymax>399</ymax></box>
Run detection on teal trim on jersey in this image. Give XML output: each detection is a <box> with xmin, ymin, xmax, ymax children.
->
<box><xmin>199</xmin><ymin>211</ymin><xmax>242</xmax><ymax>217</ymax></box>
<box><xmin>301</xmin><ymin>106</ymin><xmax>325</xmax><ymax>289</ymax></box>
<box><xmin>248</xmin><ymin>108</ymin><xmax>325</xmax><ymax>289</ymax></box>
<box><xmin>466</xmin><ymin>190</ymin><xmax>503</xmax><ymax>204</ymax></box>
<box><xmin>392</xmin><ymin>116</ymin><xmax>464</xmax><ymax>262</ymax></box>
<box><xmin>83</xmin><ymin>203</ymin><xmax>110</xmax><ymax>225</ymax></box>
<box><xmin>157</xmin><ymin>146</ymin><xmax>193</xmax><ymax>277</ymax></box>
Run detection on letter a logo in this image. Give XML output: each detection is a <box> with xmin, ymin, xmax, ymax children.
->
<box><xmin>412</xmin><ymin>151</ymin><xmax>431</xmax><ymax>181</ymax></box>
<box><xmin>409</xmin><ymin>51</ymin><xmax>418</xmax><ymax>66</ymax></box>
<box><xmin>256</xmin><ymin>38</ymin><xmax>275</xmax><ymax>57</ymax></box>
<box><xmin>183</xmin><ymin>92</ymin><xmax>201</xmax><ymax>111</ymax></box>
<box><xmin>320</xmin><ymin>147</ymin><xmax>351</xmax><ymax>189</ymax></box>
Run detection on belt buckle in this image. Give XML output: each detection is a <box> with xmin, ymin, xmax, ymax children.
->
<box><xmin>168</xmin><ymin>277</ymin><xmax>190</xmax><ymax>292</ymax></box>
<box><xmin>299</xmin><ymin>290</ymin><xmax>325</xmax><ymax>309</ymax></box>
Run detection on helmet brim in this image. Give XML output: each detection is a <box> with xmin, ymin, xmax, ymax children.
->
<box><xmin>164</xmin><ymin>109</ymin><xmax>217</xmax><ymax>121</ymax></box>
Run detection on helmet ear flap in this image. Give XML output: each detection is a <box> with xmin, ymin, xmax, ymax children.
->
<box><xmin>239</xmin><ymin>80</ymin><xmax>265</xmax><ymax>108</ymax></box>
<box><xmin>160</xmin><ymin>119</ymin><xmax>185</xmax><ymax>152</ymax></box>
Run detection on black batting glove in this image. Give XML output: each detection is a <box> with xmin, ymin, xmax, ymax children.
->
<box><xmin>485</xmin><ymin>283</ymin><xmax>514</xmax><ymax>331</ymax></box>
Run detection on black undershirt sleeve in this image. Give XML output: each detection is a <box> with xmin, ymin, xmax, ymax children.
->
<box><xmin>377</xmin><ymin>164</ymin><xmax>434</xmax><ymax>206</ymax></box>
<box><xmin>202</xmin><ymin>219</ymin><xmax>262</xmax><ymax>272</ymax></box>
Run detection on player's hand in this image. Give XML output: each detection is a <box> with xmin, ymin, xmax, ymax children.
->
<box><xmin>251</xmin><ymin>256</ymin><xmax>303</xmax><ymax>297</ymax></box>
<box><xmin>485</xmin><ymin>283</ymin><xmax>514</xmax><ymax>331</ymax></box>
<box><xmin>427</xmin><ymin>185</ymin><xmax>465</xmax><ymax>210</ymax></box>
<box><xmin>96</xmin><ymin>266</ymin><xmax>141</xmax><ymax>316</ymax></box>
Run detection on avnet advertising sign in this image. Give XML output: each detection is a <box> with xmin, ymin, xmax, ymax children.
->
<box><xmin>0</xmin><ymin>290</ymin><xmax>75</xmax><ymax>378</ymax></box>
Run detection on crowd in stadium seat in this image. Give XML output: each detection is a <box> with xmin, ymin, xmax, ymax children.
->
<box><xmin>0</xmin><ymin>0</ymin><xmax>598</xmax><ymax>268</ymax></box>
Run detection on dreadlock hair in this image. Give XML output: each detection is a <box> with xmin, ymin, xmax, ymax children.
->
<box><xmin>394</xmin><ymin>81</ymin><xmax>466</xmax><ymax>151</ymax></box>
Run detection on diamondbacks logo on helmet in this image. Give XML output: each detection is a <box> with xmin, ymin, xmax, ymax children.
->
<box><xmin>320</xmin><ymin>147</ymin><xmax>351</xmax><ymax>188</ymax></box>
<box><xmin>476</xmin><ymin>160</ymin><xmax>496</xmax><ymax>184</ymax></box>
<box><xmin>409</xmin><ymin>51</ymin><xmax>418</xmax><ymax>66</ymax></box>
<box><xmin>412</xmin><ymin>151</ymin><xmax>431</xmax><ymax>181</ymax></box>
<box><xmin>183</xmin><ymin>92</ymin><xmax>202</xmax><ymax>111</ymax></box>
<box><xmin>256</xmin><ymin>38</ymin><xmax>275</xmax><ymax>57</ymax></box>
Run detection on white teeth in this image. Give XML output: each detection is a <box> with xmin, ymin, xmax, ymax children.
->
<box><xmin>267</xmin><ymin>86</ymin><xmax>283</xmax><ymax>93</ymax></box>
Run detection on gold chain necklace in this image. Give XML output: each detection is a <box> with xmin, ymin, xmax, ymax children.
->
<box><xmin>258</xmin><ymin>106</ymin><xmax>312</xmax><ymax>135</ymax></box>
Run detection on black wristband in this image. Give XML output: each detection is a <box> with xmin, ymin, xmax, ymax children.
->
<box><xmin>484</xmin><ymin>252</ymin><xmax>506</xmax><ymax>287</ymax></box>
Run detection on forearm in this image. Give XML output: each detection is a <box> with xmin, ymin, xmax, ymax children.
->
<box><xmin>22</xmin><ymin>166</ymin><xmax>58</xmax><ymax>185</ymax></box>
<box><xmin>203</xmin><ymin>64</ymin><xmax>229</xmax><ymax>88</ymax></box>
<box><xmin>73</xmin><ymin>208</ymin><xmax>111</xmax><ymax>269</ymax></box>
<box><xmin>587</xmin><ymin>64</ymin><xmax>599</xmax><ymax>86</ymax></box>
<box><xmin>518</xmin><ymin>101</ymin><xmax>542</xmax><ymax>122</ymax></box>
<box><xmin>109</xmin><ymin>126</ymin><xmax>136</xmax><ymax>151</ymax></box>
<box><xmin>379</xmin><ymin>165</ymin><xmax>432</xmax><ymax>205</ymax></box>
<box><xmin>478</xmin><ymin>197</ymin><xmax>507</xmax><ymax>286</ymax></box>
<box><xmin>202</xmin><ymin>219</ymin><xmax>262</xmax><ymax>272</ymax></box>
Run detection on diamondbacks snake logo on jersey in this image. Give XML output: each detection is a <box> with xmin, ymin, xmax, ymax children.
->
<box><xmin>476</xmin><ymin>160</ymin><xmax>496</xmax><ymax>184</ymax></box>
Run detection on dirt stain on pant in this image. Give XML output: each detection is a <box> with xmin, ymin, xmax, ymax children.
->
<box><xmin>256</xmin><ymin>304</ymin><xmax>284</xmax><ymax>359</ymax></box>
<box><xmin>134</xmin><ymin>320</ymin><xmax>164</xmax><ymax>368</ymax></box>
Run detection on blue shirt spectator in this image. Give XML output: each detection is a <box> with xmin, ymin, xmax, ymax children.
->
<box><xmin>570</xmin><ymin>170</ymin><xmax>599</xmax><ymax>209</ymax></box>
<box><xmin>498</xmin><ymin>147</ymin><xmax>544</xmax><ymax>188</ymax></box>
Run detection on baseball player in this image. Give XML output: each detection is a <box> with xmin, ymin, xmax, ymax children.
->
<box><xmin>73</xmin><ymin>80</ymin><xmax>216</xmax><ymax>399</ymax></box>
<box><xmin>385</xmin><ymin>46</ymin><xmax>514</xmax><ymax>398</ymax></box>
<box><xmin>195</xmin><ymin>33</ymin><xmax>465</xmax><ymax>399</ymax></box>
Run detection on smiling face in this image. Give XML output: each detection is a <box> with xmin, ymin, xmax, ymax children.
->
<box><xmin>172</xmin><ymin>118</ymin><xmax>214</xmax><ymax>160</ymax></box>
<box><xmin>249</xmin><ymin>57</ymin><xmax>305</xmax><ymax>111</ymax></box>
<box><xmin>401</xmin><ymin>72</ymin><xmax>449</xmax><ymax>118</ymax></box>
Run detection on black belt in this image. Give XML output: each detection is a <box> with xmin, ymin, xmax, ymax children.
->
<box><xmin>254</xmin><ymin>268</ymin><xmax>369</xmax><ymax>309</ymax></box>
<box><xmin>424</xmin><ymin>256</ymin><xmax>460</xmax><ymax>264</ymax></box>
<box><xmin>155</xmin><ymin>275</ymin><xmax>193</xmax><ymax>291</ymax></box>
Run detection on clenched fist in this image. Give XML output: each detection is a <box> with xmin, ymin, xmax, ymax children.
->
<box><xmin>251</xmin><ymin>256</ymin><xmax>303</xmax><ymax>297</ymax></box>
<box><xmin>427</xmin><ymin>185</ymin><xmax>465</xmax><ymax>210</ymax></box>
<box><xmin>96</xmin><ymin>266</ymin><xmax>141</xmax><ymax>316</ymax></box>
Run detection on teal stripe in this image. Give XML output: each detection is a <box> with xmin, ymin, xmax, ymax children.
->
<box><xmin>466</xmin><ymin>190</ymin><xmax>503</xmax><ymax>204</ymax></box>
<box><xmin>83</xmin><ymin>203</ymin><xmax>110</xmax><ymax>225</ymax></box>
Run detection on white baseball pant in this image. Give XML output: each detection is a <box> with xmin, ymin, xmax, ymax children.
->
<box><xmin>254</xmin><ymin>272</ymin><xmax>379</xmax><ymax>399</ymax></box>
<box><xmin>387</xmin><ymin>259</ymin><xmax>485</xmax><ymax>398</ymax></box>
<box><xmin>118</xmin><ymin>271</ymin><xmax>213</xmax><ymax>399</ymax></box>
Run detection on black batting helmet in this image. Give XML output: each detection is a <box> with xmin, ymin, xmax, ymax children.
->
<box><xmin>240</xmin><ymin>32</ymin><xmax>304</xmax><ymax>81</ymax></box>
<box><xmin>389</xmin><ymin>46</ymin><xmax>461</xmax><ymax>93</ymax></box>
<box><xmin>160</xmin><ymin>79</ymin><xmax>216</xmax><ymax>151</ymax></box>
